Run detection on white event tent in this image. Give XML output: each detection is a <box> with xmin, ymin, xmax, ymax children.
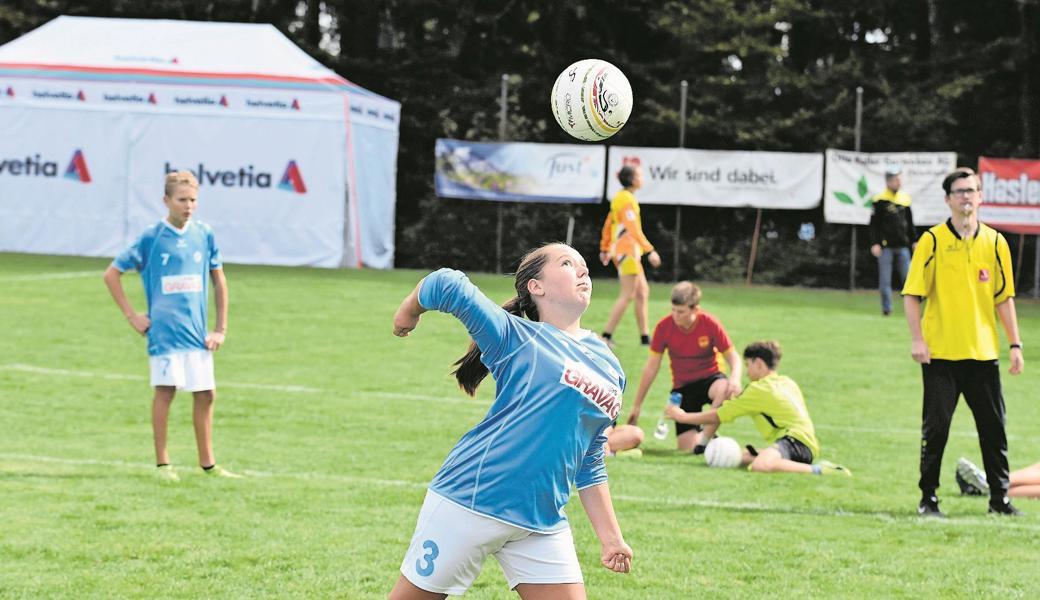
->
<box><xmin>0</xmin><ymin>16</ymin><xmax>400</xmax><ymax>268</ymax></box>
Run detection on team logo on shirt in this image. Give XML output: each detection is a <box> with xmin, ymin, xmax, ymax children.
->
<box><xmin>978</xmin><ymin>268</ymin><xmax>990</xmax><ymax>282</ymax></box>
<box><xmin>698</xmin><ymin>335</ymin><xmax>710</xmax><ymax>348</ymax></box>
<box><xmin>560</xmin><ymin>359</ymin><xmax>622</xmax><ymax>419</ymax></box>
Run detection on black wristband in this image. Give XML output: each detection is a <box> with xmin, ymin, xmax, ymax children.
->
<box><xmin>1010</xmin><ymin>343</ymin><xmax>1022</xmax><ymax>350</ymax></box>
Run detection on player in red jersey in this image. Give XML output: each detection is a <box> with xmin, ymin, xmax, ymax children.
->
<box><xmin>625</xmin><ymin>281</ymin><xmax>742</xmax><ymax>453</ymax></box>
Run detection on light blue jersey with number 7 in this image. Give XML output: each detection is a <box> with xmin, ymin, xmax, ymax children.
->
<box><xmin>112</xmin><ymin>220</ymin><xmax>222</xmax><ymax>356</ymax></box>
<box><xmin>418</xmin><ymin>268</ymin><xmax>625</xmax><ymax>533</ymax></box>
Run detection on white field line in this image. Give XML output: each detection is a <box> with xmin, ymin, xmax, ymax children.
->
<box><xmin>0</xmin><ymin>364</ymin><xmax>487</xmax><ymax>404</ymax></box>
<box><xmin>0</xmin><ymin>363</ymin><xmax>321</xmax><ymax>394</ymax></box>
<box><xmin>0</xmin><ymin>271</ymin><xmax>101</xmax><ymax>282</ymax></box>
<box><xmin>3</xmin><ymin>451</ymin><xmax>1039</xmax><ymax>531</ymax></box>
<box><xmin>0</xmin><ymin>364</ymin><xmax>1018</xmax><ymax>439</ymax></box>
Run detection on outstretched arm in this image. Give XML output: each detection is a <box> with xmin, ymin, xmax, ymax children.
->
<box><xmin>392</xmin><ymin>281</ymin><xmax>427</xmax><ymax>337</ymax></box>
<box><xmin>578</xmin><ymin>483</ymin><xmax>632</xmax><ymax>574</ymax></box>
<box><xmin>665</xmin><ymin>404</ymin><xmax>721</xmax><ymax>426</ymax></box>
<box><xmin>626</xmin><ymin>352</ymin><xmax>663</xmax><ymax>425</ymax></box>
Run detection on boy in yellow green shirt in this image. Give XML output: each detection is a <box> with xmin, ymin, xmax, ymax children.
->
<box><xmin>666</xmin><ymin>341</ymin><xmax>850</xmax><ymax>476</ymax></box>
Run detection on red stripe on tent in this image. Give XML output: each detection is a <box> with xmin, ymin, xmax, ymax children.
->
<box><xmin>0</xmin><ymin>61</ymin><xmax>356</xmax><ymax>87</ymax></box>
<box><xmin>343</xmin><ymin>94</ymin><xmax>363</xmax><ymax>268</ymax></box>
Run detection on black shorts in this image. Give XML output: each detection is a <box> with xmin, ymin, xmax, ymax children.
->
<box><xmin>673</xmin><ymin>372</ymin><xmax>727</xmax><ymax>437</ymax></box>
<box><xmin>774</xmin><ymin>436</ymin><xmax>813</xmax><ymax>465</ymax></box>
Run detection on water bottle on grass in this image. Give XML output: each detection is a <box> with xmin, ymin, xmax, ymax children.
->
<box><xmin>653</xmin><ymin>392</ymin><xmax>683</xmax><ymax>440</ymax></box>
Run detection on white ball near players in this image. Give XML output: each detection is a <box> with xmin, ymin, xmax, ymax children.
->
<box><xmin>704</xmin><ymin>437</ymin><xmax>744</xmax><ymax>469</ymax></box>
<box><xmin>550</xmin><ymin>59</ymin><xmax>632</xmax><ymax>141</ymax></box>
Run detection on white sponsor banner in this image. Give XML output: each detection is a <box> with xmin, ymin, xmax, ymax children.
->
<box><xmin>823</xmin><ymin>149</ymin><xmax>956</xmax><ymax>225</ymax></box>
<box><xmin>606</xmin><ymin>147</ymin><xmax>823</xmax><ymax>208</ymax></box>
<box><xmin>127</xmin><ymin>114</ymin><xmax>346</xmax><ymax>267</ymax></box>
<box><xmin>0</xmin><ymin>106</ymin><xmax>129</xmax><ymax>257</ymax></box>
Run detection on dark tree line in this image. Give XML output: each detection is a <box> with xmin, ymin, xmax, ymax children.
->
<box><xmin>3</xmin><ymin>1</ymin><xmax>1039</xmax><ymax>286</ymax></box>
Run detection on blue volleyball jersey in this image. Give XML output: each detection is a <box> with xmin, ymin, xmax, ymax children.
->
<box><xmin>418</xmin><ymin>268</ymin><xmax>625</xmax><ymax>533</ymax></box>
<box><xmin>112</xmin><ymin>220</ymin><xmax>222</xmax><ymax>356</ymax></box>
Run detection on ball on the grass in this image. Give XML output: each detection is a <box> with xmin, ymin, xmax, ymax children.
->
<box><xmin>704</xmin><ymin>436</ymin><xmax>743</xmax><ymax>469</ymax></box>
<box><xmin>550</xmin><ymin>58</ymin><xmax>632</xmax><ymax>141</ymax></box>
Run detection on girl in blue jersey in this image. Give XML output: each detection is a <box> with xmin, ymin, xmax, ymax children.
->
<box><xmin>389</xmin><ymin>243</ymin><xmax>632</xmax><ymax>600</ymax></box>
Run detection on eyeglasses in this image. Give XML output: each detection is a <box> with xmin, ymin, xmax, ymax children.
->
<box><xmin>949</xmin><ymin>188</ymin><xmax>979</xmax><ymax>197</ymax></box>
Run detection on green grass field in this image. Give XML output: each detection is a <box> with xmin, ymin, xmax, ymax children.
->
<box><xmin>1</xmin><ymin>252</ymin><xmax>1039</xmax><ymax>599</ymax></box>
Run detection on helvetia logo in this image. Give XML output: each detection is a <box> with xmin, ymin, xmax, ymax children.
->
<box><xmin>77</xmin><ymin>90</ymin><xmax>86</xmax><ymax>101</ymax></box>
<box><xmin>278</xmin><ymin>160</ymin><xmax>307</xmax><ymax>194</ymax></box>
<box><xmin>291</xmin><ymin>98</ymin><xmax>301</xmax><ymax>110</ymax></box>
<box><xmin>5</xmin><ymin>86</ymin><xmax>13</xmax><ymax>98</ymax></box>
<box><xmin>0</xmin><ymin>150</ymin><xmax>90</xmax><ymax>183</ymax></box>
<box><xmin>148</xmin><ymin>93</ymin><xmax>158</xmax><ymax>105</ymax></box>
<box><xmin>165</xmin><ymin>162</ymin><xmax>273</xmax><ymax>188</ymax></box>
<box><xmin>65</xmin><ymin>149</ymin><xmax>92</xmax><ymax>183</ymax></box>
<box><xmin>219</xmin><ymin>95</ymin><xmax>228</xmax><ymax>107</ymax></box>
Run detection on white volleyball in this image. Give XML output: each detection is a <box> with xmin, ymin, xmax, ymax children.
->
<box><xmin>704</xmin><ymin>436</ymin><xmax>744</xmax><ymax>469</ymax></box>
<box><xmin>551</xmin><ymin>59</ymin><xmax>633</xmax><ymax>141</ymax></box>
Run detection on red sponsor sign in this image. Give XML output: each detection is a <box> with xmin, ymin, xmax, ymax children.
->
<box><xmin>978</xmin><ymin>157</ymin><xmax>1040</xmax><ymax>234</ymax></box>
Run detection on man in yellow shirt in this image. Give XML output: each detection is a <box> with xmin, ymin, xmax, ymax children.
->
<box><xmin>902</xmin><ymin>168</ymin><xmax>1025</xmax><ymax>518</ymax></box>
<box><xmin>666</xmin><ymin>341</ymin><xmax>850</xmax><ymax>476</ymax></box>
<box><xmin>869</xmin><ymin>167</ymin><xmax>915</xmax><ymax>316</ymax></box>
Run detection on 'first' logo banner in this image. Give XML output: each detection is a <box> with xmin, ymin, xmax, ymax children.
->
<box><xmin>979</xmin><ymin>157</ymin><xmax>1040</xmax><ymax>235</ymax></box>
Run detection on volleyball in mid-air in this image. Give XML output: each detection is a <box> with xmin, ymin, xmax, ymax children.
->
<box><xmin>704</xmin><ymin>437</ymin><xmax>744</xmax><ymax>469</ymax></box>
<box><xmin>550</xmin><ymin>59</ymin><xmax>632</xmax><ymax>141</ymax></box>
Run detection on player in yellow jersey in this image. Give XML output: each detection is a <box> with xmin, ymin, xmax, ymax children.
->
<box><xmin>599</xmin><ymin>165</ymin><xmax>661</xmax><ymax>346</ymax></box>
<box><xmin>903</xmin><ymin>168</ymin><xmax>1024</xmax><ymax>518</ymax></box>
<box><xmin>665</xmin><ymin>341</ymin><xmax>851</xmax><ymax>476</ymax></box>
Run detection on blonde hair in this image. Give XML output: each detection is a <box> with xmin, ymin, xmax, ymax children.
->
<box><xmin>670</xmin><ymin>281</ymin><xmax>702</xmax><ymax>307</ymax></box>
<box><xmin>164</xmin><ymin>170</ymin><xmax>199</xmax><ymax>196</ymax></box>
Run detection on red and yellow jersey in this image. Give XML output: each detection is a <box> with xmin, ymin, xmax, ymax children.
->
<box><xmin>599</xmin><ymin>189</ymin><xmax>654</xmax><ymax>261</ymax></box>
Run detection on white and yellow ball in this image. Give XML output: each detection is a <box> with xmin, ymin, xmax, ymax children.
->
<box><xmin>551</xmin><ymin>59</ymin><xmax>632</xmax><ymax>141</ymax></box>
<box><xmin>704</xmin><ymin>437</ymin><xmax>744</xmax><ymax>469</ymax></box>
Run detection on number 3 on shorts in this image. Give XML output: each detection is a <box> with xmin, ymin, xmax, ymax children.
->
<box><xmin>415</xmin><ymin>539</ymin><xmax>439</xmax><ymax>577</ymax></box>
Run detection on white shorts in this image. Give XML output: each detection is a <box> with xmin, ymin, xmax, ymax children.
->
<box><xmin>149</xmin><ymin>350</ymin><xmax>215</xmax><ymax>392</ymax></box>
<box><xmin>399</xmin><ymin>491</ymin><xmax>583</xmax><ymax>595</ymax></box>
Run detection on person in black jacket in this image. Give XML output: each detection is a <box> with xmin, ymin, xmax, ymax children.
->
<box><xmin>869</xmin><ymin>167</ymin><xmax>915</xmax><ymax>315</ymax></box>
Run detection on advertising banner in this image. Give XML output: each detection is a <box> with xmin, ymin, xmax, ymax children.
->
<box><xmin>0</xmin><ymin>78</ymin><xmax>346</xmax><ymax>118</ymax></box>
<box><xmin>978</xmin><ymin>157</ymin><xmax>1040</xmax><ymax>235</ymax></box>
<box><xmin>605</xmin><ymin>146</ymin><xmax>823</xmax><ymax>208</ymax></box>
<box><xmin>0</xmin><ymin>106</ymin><xmax>129</xmax><ymax>257</ymax></box>
<box><xmin>823</xmin><ymin>150</ymin><xmax>956</xmax><ymax>225</ymax></box>
<box><xmin>435</xmin><ymin>138</ymin><xmax>606</xmax><ymax>203</ymax></box>
<box><xmin>127</xmin><ymin>114</ymin><xmax>346</xmax><ymax>268</ymax></box>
